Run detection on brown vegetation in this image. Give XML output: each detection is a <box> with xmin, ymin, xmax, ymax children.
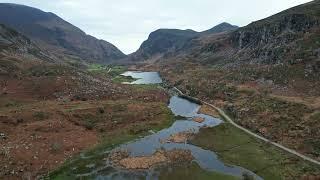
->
<box><xmin>164</xmin><ymin>131</ymin><xmax>195</xmax><ymax>143</ymax></box>
<box><xmin>0</xmin><ymin>58</ymin><xmax>171</xmax><ymax>179</ymax></box>
<box><xmin>110</xmin><ymin>149</ymin><xmax>194</xmax><ymax>170</ymax></box>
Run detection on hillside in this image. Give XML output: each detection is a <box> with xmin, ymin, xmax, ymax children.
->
<box><xmin>0</xmin><ymin>24</ymin><xmax>40</xmax><ymax>57</ymax></box>
<box><xmin>0</xmin><ymin>23</ymin><xmax>57</xmax><ymax>76</ymax></box>
<box><xmin>0</xmin><ymin>3</ymin><xmax>126</xmax><ymax>64</ymax></box>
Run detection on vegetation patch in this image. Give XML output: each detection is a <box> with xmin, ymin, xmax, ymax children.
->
<box><xmin>106</xmin><ymin>65</ymin><xmax>127</xmax><ymax>77</ymax></box>
<box><xmin>112</xmin><ymin>75</ymin><xmax>137</xmax><ymax>83</ymax></box>
<box><xmin>33</xmin><ymin>111</ymin><xmax>49</xmax><ymax>120</ymax></box>
<box><xmin>27</xmin><ymin>64</ymin><xmax>74</xmax><ymax>77</ymax></box>
<box><xmin>191</xmin><ymin>123</ymin><xmax>320</xmax><ymax>179</ymax></box>
<box><xmin>157</xmin><ymin>162</ymin><xmax>239</xmax><ymax>180</ymax></box>
<box><xmin>87</xmin><ymin>64</ymin><xmax>106</xmax><ymax>72</ymax></box>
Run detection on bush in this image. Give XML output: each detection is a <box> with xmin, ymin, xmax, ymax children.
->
<box><xmin>81</xmin><ymin>114</ymin><xmax>97</xmax><ymax>130</ymax></box>
<box><xmin>98</xmin><ymin>107</ymin><xmax>105</xmax><ymax>114</ymax></box>
<box><xmin>84</xmin><ymin>121</ymin><xmax>95</xmax><ymax>130</ymax></box>
<box><xmin>51</xmin><ymin>142</ymin><xmax>62</xmax><ymax>153</ymax></box>
<box><xmin>33</xmin><ymin>111</ymin><xmax>49</xmax><ymax>120</ymax></box>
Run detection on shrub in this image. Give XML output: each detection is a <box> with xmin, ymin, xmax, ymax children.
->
<box><xmin>84</xmin><ymin>120</ymin><xmax>95</xmax><ymax>130</ymax></box>
<box><xmin>33</xmin><ymin>111</ymin><xmax>49</xmax><ymax>120</ymax></box>
<box><xmin>51</xmin><ymin>142</ymin><xmax>62</xmax><ymax>153</ymax></box>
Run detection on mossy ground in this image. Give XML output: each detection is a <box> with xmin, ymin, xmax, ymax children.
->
<box><xmin>157</xmin><ymin>162</ymin><xmax>239</xmax><ymax>180</ymax></box>
<box><xmin>112</xmin><ymin>75</ymin><xmax>137</xmax><ymax>83</ymax></box>
<box><xmin>191</xmin><ymin>123</ymin><xmax>320</xmax><ymax>180</ymax></box>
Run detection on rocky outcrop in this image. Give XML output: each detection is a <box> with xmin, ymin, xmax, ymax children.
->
<box><xmin>179</xmin><ymin>0</ymin><xmax>320</xmax><ymax>66</ymax></box>
<box><xmin>230</xmin><ymin>9</ymin><xmax>320</xmax><ymax>64</ymax></box>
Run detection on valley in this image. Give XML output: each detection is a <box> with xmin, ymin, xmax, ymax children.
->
<box><xmin>0</xmin><ymin>0</ymin><xmax>320</xmax><ymax>179</ymax></box>
<box><xmin>48</xmin><ymin>69</ymin><xmax>320</xmax><ymax>179</ymax></box>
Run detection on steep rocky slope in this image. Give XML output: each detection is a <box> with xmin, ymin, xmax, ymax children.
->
<box><xmin>0</xmin><ymin>23</ymin><xmax>57</xmax><ymax>77</ymax></box>
<box><xmin>0</xmin><ymin>3</ymin><xmax>126</xmax><ymax>64</ymax></box>
<box><xmin>188</xmin><ymin>0</ymin><xmax>320</xmax><ymax>66</ymax></box>
<box><xmin>0</xmin><ymin>24</ymin><xmax>47</xmax><ymax>59</ymax></box>
<box><xmin>230</xmin><ymin>0</ymin><xmax>320</xmax><ymax>65</ymax></box>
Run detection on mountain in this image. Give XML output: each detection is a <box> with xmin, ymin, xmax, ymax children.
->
<box><xmin>127</xmin><ymin>22</ymin><xmax>238</xmax><ymax>62</ymax></box>
<box><xmin>128</xmin><ymin>0</ymin><xmax>319</xmax><ymax>67</ymax></box>
<box><xmin>0</xmin><ymin>3</ymin><xmax>126</xmax><ymax>64</ymax></box>
<box><xmin>183</xmin><ymin>0</ymin><xmax>320</xmax><ymax>66</ymax></box>
<box><xmin>128</xmin><ymin>29</ymin><xmax>198</xmax><ymax>62</ymax></box>
<box><xmin>201</xmin><ymin>22</ymin><xmax>238</xmax><ymax>34</ymax></box>
<box><xmin>228</xmin><ymin>0</ymin><xmax>320</xmax><ymax>64</ymax></box>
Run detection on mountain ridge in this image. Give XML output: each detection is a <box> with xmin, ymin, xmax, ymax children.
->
<box><xmin>127</xmin><ymin>22</ymin><xmax>239</xmax><ymax>62</ymax></box>
<box><xmin>0</xmin><ymin>3</ymin><xmax>126</xmax><ymax>64</ymax></box>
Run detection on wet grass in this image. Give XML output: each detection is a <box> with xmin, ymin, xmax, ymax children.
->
<box><xmin>158</xmin><ymin>162</ymin><xmax>240</xmax><ymax>180</ymax></box>
<box><xmin>191</xmin><ymin>123</ymin><xmax>320</xmax><ymax>179</ymax></box>
<box><xmin>131</xmin><ymin>84</ymin><xmax>162</xmax><ymax>92</ymax></box>
<box><xmin>112</xmin><ymin>75</ymin><xmax>136</xmax><ymax>83</ymax></box>
<box><xmin>87</xmin><ymin>64</ymin><xmax>129</xmax><ymax>83</ymax></box>
<box><xmin>107</xmin><ymin>65</ymin><xmax>127</xmax><ymax>77</ymax></box>
<box><xmin>87</xmin><ymin>64</ymin><xmax>106</xmax><ymax>72</ymax></box>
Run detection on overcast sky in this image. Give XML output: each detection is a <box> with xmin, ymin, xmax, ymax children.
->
<box><xmin>0</xmin><ymin>0</ymin><xmax>312</xmax><ymax>54</ymax></box>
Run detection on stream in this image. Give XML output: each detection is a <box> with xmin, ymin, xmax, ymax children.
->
<box><xmin>75</xmin><ymin>71</ymin><xmax>262</xmax><ymax>180</ymax></box>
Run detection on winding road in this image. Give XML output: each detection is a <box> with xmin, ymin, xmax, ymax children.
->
<box><xmin>173</xmin><ymin>87</ymin><xmax>320</xmax><ymax>166</ymax></box>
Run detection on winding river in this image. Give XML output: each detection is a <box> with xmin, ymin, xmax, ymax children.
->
<box><xmin>74</xmin><ymin>71</ymin><xmax>262</xmax><ymax>180</ymax></box>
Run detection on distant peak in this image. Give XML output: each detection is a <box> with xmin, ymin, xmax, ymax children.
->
<box><xmin>202</xmin><ymin>22</ymin><xmax>239</xmax><ymax>34</ymax></box>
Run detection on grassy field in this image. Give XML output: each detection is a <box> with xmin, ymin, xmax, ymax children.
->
<box><xmin>191</xmin><ymin>123</ymin><xmax>320</xmax><ymax>180</ymax></box>
<box><xmin>87</xmin><ymin>64</ymin><xmax>138</xmax><ymax>84</ymax></box>
<box><xmin>87</xmin><ymin>64</ymin><xmax>106</xmax><ymax>72</ymax></box>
